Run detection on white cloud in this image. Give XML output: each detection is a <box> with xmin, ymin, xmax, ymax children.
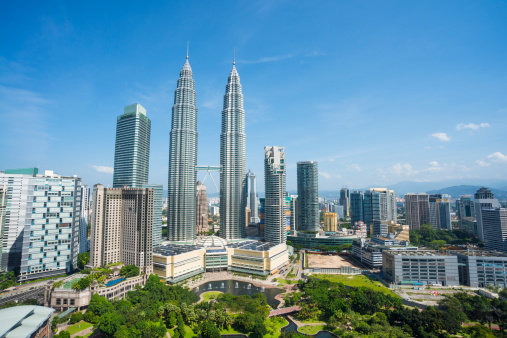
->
<box><xmin>389</xmin><ymin>163</ymin><xmax>413</xmax><ymax>176</ymax></box>
<box><xmin>475</xmin><ymin>159</ymin><xmax>490</xmax><ymax>167</ymax></box>
<box><xmin>456</xmin><ymin>122</ymin><xmax>490</xmax><ymax>131</ymax></box>
<box><xmin>431</xmin><ymin>132</ymin><xmax>451</xmax><ymax>142</ymax></box>
<box><xmin>475</xmin><ymin>152</ymin><xmax>507</xmax><ymax>167</ymax></box>
<box><xmin>347</xmin><ymin>163</ymin><xmax>362</xmax><ymax>172</ymax></box>
<box><xmin>240</xmin><ymin>54</ymin><xmax>294</xmax><ymax>64</ymax></box>
<box><xmin>429</xmin><ymin>161</ymin><xmax>439</xmax><ymax>167</ymax></box>
<box><xmin>486</xmin><ymin>152</ymin><xmax>507</xmax><ymax>163</ymax></box>
<box><xmin>90</xmin><ymin>165</ymin><xmax>114</xmax><ymax>174</ymax></box>
<box><xmin>319</xmin><ymin>171</ymin><xmax>341</xmax><ymax>179</ymax></box>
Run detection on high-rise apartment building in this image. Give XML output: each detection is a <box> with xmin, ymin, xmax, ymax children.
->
<box><xmin>264</xmin><ymin>146</ymin><xmax>286</xmax><ymax>244</ymax></box>
<box><xmin>474</xmin><ymin>188</ymin><xmax>500</xmax><ymax>241</ymax></box>
<box><xmin>0</xmin><ymin>168</ymin><xmax>82</xmax><ymax>281</ymax></box>
<box><xmin>246</xmin><ymin>170</ymin><xmax>260</xmax><ymax>224</ymax></box>
<box><xmin>113</xmin><ymin>103</ymin><xmax>151</xmax><ymax>188</ymax></box>
<box><xmin>339</xmin><ymin>188</ymin><xmax>350</xmax><ymax>217</ymax></box>
<box><xmin>350</xmin><ymin>191</ymin><xmax>364</xmax><ymax>227</ymax></box>
<box><xmin>79</xmin><ymin>185</ymin><xmax>90</xmax><ymax>253</ymax></box>
<box><xmin>404</xmin><ymin>193</ymin><xmax>430</xmax><ymax>231</ymax></box>
<box><xmin>289</xmin><ymin>195</ymin><xmax>298</xmax><ymax>234</ymax></box>
<box><xmin>220</xmin><ymin>61</ymin><xmax>247</xmax><ymax>240</ymax></box>
<box><xmin>482</xmin><ymin>208</ymin><xmax>507</xmax><ymax>253</ymax></box>
<box><xmin>90</xmin><ymin>184</ymin><xmax>154</xmax><ymax>273</ymax></box>
<box><xmin>196</xmin><ymin>181</ymin><xmax>208</xmax><ymax>235</ymax></box>
<box><xmin>370</xmin><ymin>188</ymin><xmax>397</xmax><ymax>224</ymax></box>
<box><xmin>167</xmin><ymin>57</ymin><xmax>198</xmax><ymax>242</ymax></box>
<box><xmin>142</xmin><ymin>184</ymin><xmax>163</xmax><ymax>247</ymax></box>
<box><xmin>0</xmin><ymin>184</ymin><xmax>7</xmax><ymax>271</ymax></box>
<box><xmin>297</xmin><ymin>161</ymin><xmax>319</xmax><ymax>232</ymax></box>
<box><xmin>456</xmin><ymin>196</ymin><xmax>475</xmax><ymax>222</ymax></box>
<box><xmin>429</xmin><ymin>194</ymin><xmax>452</xmax><ymax>231</ymax></box>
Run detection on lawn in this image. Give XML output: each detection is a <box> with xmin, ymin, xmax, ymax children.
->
<box><xmin>276</xmin><ymin>278</ymin><xmax>297</xmax><ymax>285</ymax></box>
<box><xmin>219</xmin><ymin>326</ymin><xmax>244</xmax><ymax>335</ymax></box>
<box><xmin>265</xmin><ymin>317</ymin><xmax>289</xmax><ymax>338</ymax></box>
<box><xmin>201</xmin><ymin>291</ymin><xmax>222</xmax><ymax>302</ymax></box>
<box><xmin>299</xmin><ymin>325</ymin><xmax>325</xmax><ymax>335</ymax></box>
<box><xmin>65</xmin><ymin>321</ymin><xmax>93</xmax><ymax>335</ymax></box>
<box><xmin>314</xmin><ymin>274</ymin><xmax>400</xmax><ymax>298</ymax></box>
<box><xmin>168</xmin><ymin>324</ymin><xmax>198</xmax><ymax>338</ymax></box>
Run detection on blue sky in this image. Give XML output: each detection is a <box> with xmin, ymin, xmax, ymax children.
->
<box><xmin>1</xmin><ymin>1</ymin><xmax>507</xmax><ymax>193</ymax></box>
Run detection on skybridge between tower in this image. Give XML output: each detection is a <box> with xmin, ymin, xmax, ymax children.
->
<box><xmin>196</xmin><ymin>165</ymin><xmax>221</xmax><ymax>193</ymax></box>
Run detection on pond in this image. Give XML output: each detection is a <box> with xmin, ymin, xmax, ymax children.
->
<box><xmin>192</xmin><ymin>280</ymin><xmax>284</xmax><ymax>308</ymax></box>
<box><xmin>281</xmin><ymin>316</ymin><xmax>337</xmax><ymax>338</ymax></box>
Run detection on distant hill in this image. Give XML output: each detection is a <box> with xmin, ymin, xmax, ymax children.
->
<box><xmin>426</xmin><ymin>185</ymin><xmax>507</xmax><ymax>199</ymax></box>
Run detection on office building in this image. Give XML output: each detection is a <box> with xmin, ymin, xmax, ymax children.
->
<box><xmin>370</xmin><ymin>188</ymin><xmax>397</xmax><ymax>224</ymax></box>
<box><xmin>79</xmin><ymin>185</ymin><xmax>90</xmax><ymax>253</ymax></box>
<box><xmin>323</xmin><ymin>212</ymin><xmax>338</xmax><ymax>232</ymax></box>
<box><xmin>429</xmin><ymin>194</ymin><xmax>452</xmax><ymax>231</ymax></box>
<box><xmin>451</xmin><ymin>250</ymin><xmax>507</xmax><ymax>287</ymax></box>
<box><xmin>0</xmin><ymin>168</ymin><xmax>82</xmax><ymax>282</ymax></box>
<box><xmin>352</xmin><ymin>238</ymin><xmax>418</xmax><ymax>269</ymax></box>
<box><xmin>90</xmin><ymin>184</ymin><xmax>154</xmax><ymax>274</ymax></box>
<box><xmin>196</xmin><ymin>181</ymin><xmax>208</xmax><ymax>235</ymax></box>
<box><xmin>297</xmin><ymin>161</ymin><xmax>319</xmax><ymax>232</ymax></box>
<box><xmin>264</xmin><ymin>146</ymin><xmax>286</xmax><ymax>244</ymax></box>
<box><xmin>383</xmin><ymin>250</ymin><xmax>459</xmax><ymax>286</ymax></box>
<box><xmin>333</xmin><ymin>204</ymin><xmax>344</xmax><ymax>219</ymax></box>
<box><xmin>474</xmin><ymin>188</ymin><xmax>500</xmax><ymax>241</ymax></box>
<box><xmin>339</xmin><ymin>188</ymin><xmax>350</xmax><ymax>217</ymax></box>
<box><xmin>404</xmin><ymin>193</ymin><xmax>430</xmax><ymax>230</ymax></box>
<box><xmin>482</xmin><ymin>208</ymin><xmax>507</xmax><ymax>253</ymax></box>
<box><xmin>350</xmin><ymin>191</ymin><xmax>364</xmax><ymax>228</ymax></box>
<box><xmin>456</xmin><ymin>196</ymin><xmax>475</xmax><ymax>222</ymax></box>
<box><xmin>289</xmin><ymin>195</ymin><xmax>298</xmax><ymax>234</ymax></box>
<box><xmin>246</xmin><ymin>170</ymin><xmax>260</xmax><ymax>224</ymax></box>
<box><xmin>113</xmin><ymin>103</ymin><xmax>151</xmax><ymax>188</ymax></box>
<box><xmin>372</xmin><ymin>220</ymin><xmax>388</xmax><ymax>237</ymax></box>
<box><xmin>142</xmin><ymin>184</ymin><xmax>163</xmax><ymax>247</ymax></box>
<box><xmin>220</xmin><ymin>60</ymin><xmax>247</xmax><ymax>240</ymax></box>
<box><xmin>167</xmin><ymin>56</ymin><xmax>198</xmax><ymax>242</ymax></box>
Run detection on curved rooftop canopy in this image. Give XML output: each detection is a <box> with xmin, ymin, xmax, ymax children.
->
<box><xmin>196</xmin><ymin>235</ymin><xmax>228</xmax><ymax>247</ymax></box>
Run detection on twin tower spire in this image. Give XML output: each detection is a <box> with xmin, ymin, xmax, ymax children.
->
<box><xmin>167</xmin><ymin>53</ymin><xmax>246</xmax><ymax>242</ymax></box>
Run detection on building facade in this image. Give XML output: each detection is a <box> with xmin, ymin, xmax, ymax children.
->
<box><xmin>383</xmin><ymin>250</ymin><xmax>459</xmax><ymax>286</ymax></box>
<box><xmin>339</xmin><ymin>188</ymin><xmax>350</xmax><ymax>217</ymax></box>
<box><xmin>350</xmin><ymin>191</ymin><xmax>364</xmax><ymax>228</ymax></box>
<box><xmin>323</xmin><ymin>212</ymin><xmax>338</xmax><ymax>232</ymax></box>
<box><xmin>482</xmin><ymin>208</ymin><xmax>507</xmax><ymax>253</ymax></box>
<box><xmin>167</xmin><ymin>57</ymin><xmax>199</xmax><ymax>242</ymax></box>
<box><xmin>196</xmin><ymin>181</ymin><xmax>208</xmax><ymax>235</ymax></box>
<box><xmin>142</xmin><ymin>184</ymin><xmax>163</xmax><ymax>247</ymax></box>
<box><xmin>429</xmin><ymin>194</ymin><xmax>452</xmax><ymax>231</ymax></box>
<box><xmin>79</xmin><ymin>185</ymin><xmax>90</xmax><ymax>253</ymax></box>
<box><xmin>113</xmin><ymin>103</ymin><xmax>151</xmax><ymax>188</ymax></box>
<box><xmin>220</xmin><ymin>61</ymin><xmax>247</xmax><ymax>240</ymax></box>
<box><xmin>474</xmin><ymin>188</ymin><xmax>500</xmax><ymax>241</ymax></box>
<box><xmin>0</xmin><ymin>169</ymin><xmax>82</xmax><ymax>281</ymax></box>
<box><xmin>264</xmin><ymin>147</ymin><xmax>286</xmax><ymax>244</ymax></box>
<box><xmin>404</xmin><ymin>193</ymin><xmax>430</xmax><ymax>231</ymax></box>
<box><xmin>90</xmin><ymin>185</ymin><xmax>154</xmax><ymax>274</ymax></box>
<box><xmin>296</xmin><ymin>161</ymin><xmax>319</xmax><ymax>232</ymax></box>
<box><xmin>246</xmin><ymin>170</ymin><xmax>260</xmax><ymax>224</ymax></box>
<box><xmin>451</xmin><ymin>250</ymin><xmax>507</xmax><ymax>287</ymax></box>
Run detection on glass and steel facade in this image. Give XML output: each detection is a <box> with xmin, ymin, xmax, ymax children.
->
<box><xmin>142</xmin><ymin>184</ymin><xmax>163</xmax><ymax>247</ymax></box>
<box><xmin>246</xmin><ymin>170</ymin><xmax>259</xmax><ymax>224</ymax></box>
<box><xmin>264</xmin><ymin>146</ymin><xmax>286</xmax><ymax>244</ymax></box>
<box><xmin>113</xmin><ymin>103</ymin><xmax>151</xmax><ymax>188</ymax></box>
<box><xmin>296</xmin><ymin>161</ymin><xmax>319</xmax><ymax>232</ymax></box>
<box><xmin>220</xmin><ymin>63</ymin><xmax>247</xmax><ymax>240</ymax></box>
<box><xmin>167</xmin><ymin>58</ymin><xmax>198</xmax><ymax>241</ymax></box>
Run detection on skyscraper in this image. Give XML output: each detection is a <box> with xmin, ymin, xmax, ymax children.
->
<box><xmin>482</xmin><ymin>208</ymin><xmax>507</xmax><ymax>253</ymax></box>
<box><xmin>0</xmin><ymin>168</ymin><xmax>82</xmax><ymax>281</ymax></box>
<box><xmin>264</xmin><ymin>146</ymin><xmax>286</xmax><ymax>244</ymax></box>
<box><xmin>429</xmin><ymin>194</ymin><xmax>452</xmax><ymax>231</ymax></box>
<box><xmin>289</xmin><ymin>195</ymin><xmax>299</xmax><ymax>233</ymax></box>
<box><xmin>142</xmin><ymin>184</ymin><xmax>163</xmax><ymax>247</ymax></box>
<box><xmin>405</xmin><ymin>193</ymin><xmax>430</xmax><ymax>231</ymax></box>
<box><xmin>79</xmin><ymin>185</ymin><xmax>90</xmax><ymax>253</ymax></box>
<box><xmin>113</xmin><ymin>103</ymin><xmax>151</xmax><ymax>188</ymax></box>
<box><xmin>339</xmin><ymin>188</ymin><xmax>350</xmax><ymax>217</ymax></box>
<box><xmin>90</xmin><ymin>184</ymin><xmax>154</xmax><ymax>274</ymax></box>
<box><xmin>220</xmin><ymin>60</ymin><xmax>246</xmax><ymax>240</ymax></box>
<box><xmin>167</xmin><ymin>56</ymin><xmax>198</xmax><ymax>242</ymax></box>
<box><xmin>350</xmin><ymin>191</ymin><xmax>364</xmax><ymax>226</ymax></box>
<box><xmin>246</xmin><ymin>170</ymin><xmax>260</xmax><ymax>224</ymax></box>
<box><xmin>297</xmin><ymin>161</ymin><xmax>319</xmax><ymax>232</ymax></box>
<box><xmin>474</xmin><ymin>187</ymin><xmax>500</xmax><ymax>241</ymax></box>
<box><xmin>196</xmin><ymin>181</ymin><xmax>208</xmax><ymax>235</ymax></box>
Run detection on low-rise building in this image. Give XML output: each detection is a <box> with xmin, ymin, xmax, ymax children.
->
<box><xmin>287</xmin><ymin>232</ymin><xmax>357</xmax><ymax>249</ymax></box>
<box><xmin>0</xmin><ymin>305</ymin><xmax>54</xmax><ymax>338</ymax></box>
<box><xmin>152</xmin><ymin>237</ymin><xmax>289</xmax><ymax>282</ymax></box>
<box><xmin>382</xmin><ymin>250</ymin><xmax>459</xmax><ymax>286</ymax></box>
<box><xmin>352</xmin><ymin>239</ymin><xmax>418</xmax><ymax>269</ymax></box>
<box><xmin>451</xmin><ymin>250</ymin><xmax>507</xmax><ymax>287</ymax></box>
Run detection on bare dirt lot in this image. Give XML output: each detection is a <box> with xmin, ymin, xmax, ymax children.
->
<box><xmin>307</xmin><ymin>253</ymin><xmax>360</xmax><ymax>269</ymax></box>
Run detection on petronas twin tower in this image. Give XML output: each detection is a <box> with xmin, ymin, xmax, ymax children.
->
<box><xmin>167</xmin><ymin>55</ymin><xmax>246</xmax><ymax>242</ymax></box>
